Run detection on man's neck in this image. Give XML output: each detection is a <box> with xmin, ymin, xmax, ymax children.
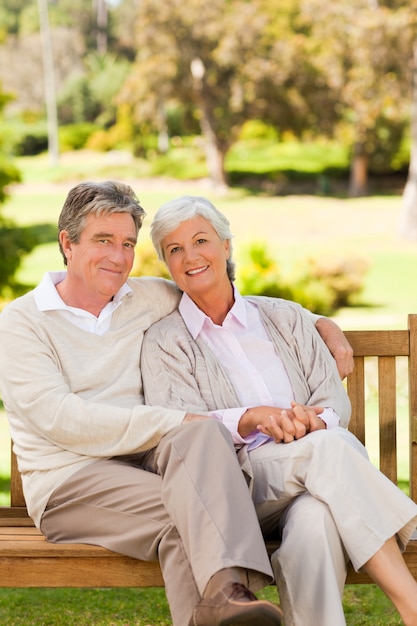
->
<box><xmin>55</xmin><ymin>278</ymin><xmax>111</xmax><ymax>318</ymax></box>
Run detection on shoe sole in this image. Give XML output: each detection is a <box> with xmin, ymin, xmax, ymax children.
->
<box><xmin>220</xmin><ymin>601</ymin><xmax>282</xmax><ymax>626</ymax></box>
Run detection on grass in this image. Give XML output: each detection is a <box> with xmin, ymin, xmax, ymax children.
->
<box><xmin>0</xmin><ymin>585</ymin><xmax>403</xmax><ymax>625</ymax></box>
<box><xmin>0</xmin><ymin>151</ymin><xmax>415</xmax><ymax>624</ymax></box>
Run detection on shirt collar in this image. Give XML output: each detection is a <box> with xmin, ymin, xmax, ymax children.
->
<box><xmin>179</xmin><ymin>285</ymin><xmax>248</xmax><ymax>339</ymax></box>
<box><xmin>33</xmin><ymin>271</ymin><xmax>133</xmax><ymax>313</ymax></box>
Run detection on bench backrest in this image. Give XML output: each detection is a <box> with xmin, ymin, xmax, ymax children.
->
<box><xmin>7</xmin><ymin>313</ymin><xmax>417</xmax><ymax>510</ymax></box>
<box><xmin>344</xmin><ymin>313</ymin><xmax>417</xmax><ymax>502</ymax></box>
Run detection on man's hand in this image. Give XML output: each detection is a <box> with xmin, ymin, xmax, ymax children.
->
<box><xmin>240</xmin><ymin>402</ymin><xmax>326</xmax><ymax>443</ymax></box>
<box><xmin>315</xmin><ymin>318</ymin><xmax>354</xmax><ymax>380</ymax></box>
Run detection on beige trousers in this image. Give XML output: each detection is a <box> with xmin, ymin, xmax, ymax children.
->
<box><xmin>248</xmin><ymin>427</ymin><xmax>417</xmax><ymax>626</ymax></box>
<box><xmin>40</xmin><ymin>420</ymin><xmax>272</xmax><ymax>626</ymax></box>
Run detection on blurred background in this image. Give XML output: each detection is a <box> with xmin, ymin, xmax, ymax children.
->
<box><xmin>1</xmin><ymin>0</ymin><xmax>417</xmax><ymax>327</ymax></box>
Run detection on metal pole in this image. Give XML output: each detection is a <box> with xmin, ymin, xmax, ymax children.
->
<box><xmin>37</xmin><ymin>0</ymin><xmax>59</xmax><ymax>165</ymax></box>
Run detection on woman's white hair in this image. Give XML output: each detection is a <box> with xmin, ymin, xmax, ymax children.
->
<box><xmin>150</xmin><ymin>195</ymin><xmax>236</xmax><ymax>281</ymax></box>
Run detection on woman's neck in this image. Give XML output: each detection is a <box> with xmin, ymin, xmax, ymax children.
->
<box><xmin>192</xmin><ymin>282</ymin><xmax>234</xmax><ymax>326</ymax></box>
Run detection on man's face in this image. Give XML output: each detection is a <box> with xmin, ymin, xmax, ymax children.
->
<box><xmin>60</xmin><ymin>212</ymin><xmax>137</xmax><ymax>308</ymax></box>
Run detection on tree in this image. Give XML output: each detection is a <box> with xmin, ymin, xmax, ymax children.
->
<box><xmin>301</xmin><ymin>0</ymin><xmax>411</xmax><ymax>196</ymax></box>
<box><xmin>119</xmin><ymin>0</ymin><xmax>337</xmax><ymax>189</ymax></box>
<box><xmin>0</xmin><ymin>84</ymin><xmax>39</xmax><ymax>297</ymax></box>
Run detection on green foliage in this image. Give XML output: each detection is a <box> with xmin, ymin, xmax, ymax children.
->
<box><xmin>131</xmin><ymin>242</ymin><xmax>171</xmax><ymax>280</ymax></box>
<box><xmin>58</xmin><ymin>74</ymin><xmax>102</xmax><ymax>124</ymax></box>
<box><xmin>149</xmin><ymin>142</ymin><xmax>208</xmax><ymax>180</ymax></box>
<box><xmin>293</xmin><ymin>256</ymin><xmax>369</xmax><ymax>309</ymax></box>
<box><xmin>239</xmin><ymin>120</ymin><xmax>279</xmax><ymax>141</ymax></box>
<box><xmin>59</xmin><ymin>123</ymin><xmax>100</xmax><ymax>151</ymax></box>
<box><xmin>236</xmin><ymin>242</ymin><xmax>368</xmax><ymax>315</ymax></box>
<box><xmin>0</xmin><ymin>82</ymin><xmax>42</xmax><ymax>296</ymax></box>
<box><xmin>236</xmin><ymin>242</ymin><xmax>294</xmax><ymax>301</ymax></box>
<box><xmin>0</xmin><ymin>219</ymin><xmax>39</xmax><ymax>296</ymax></box>
<box><xmin>58</xmin><ymin>53</ymin><xmax>132</xmax><ymax>126</ymax></box>
<box><xmin>0</xmin><ymin>155</ymin><xmax>21</xmax><ymax>202</ymax></box>
<box><xmin>15</xmin><ymin>130</ymin><xmax>48</xmax><ymax>156</ymax></box>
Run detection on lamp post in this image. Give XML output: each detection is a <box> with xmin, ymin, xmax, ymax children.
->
<box><xmin>37</xmin><ymin>0</ymin><xmax>59</xmax><ymax>165</ymax></box>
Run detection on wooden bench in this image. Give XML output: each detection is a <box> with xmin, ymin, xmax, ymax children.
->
<box><xmin>1</xmin><ymin>314</ymin><xmax>417</xmax><ymax>588</ymax></box>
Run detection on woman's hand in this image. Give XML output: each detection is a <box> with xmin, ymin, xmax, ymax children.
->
<box><xmin>240</xmin><ymin>402</ymin><xmax>326</xmax><ymax>443</ymax></box>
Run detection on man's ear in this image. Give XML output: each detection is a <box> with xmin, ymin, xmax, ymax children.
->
<box><xmin>59</xmin><ymin>230</ymin><xmax>73</xmax><ymax>262</ymax></box>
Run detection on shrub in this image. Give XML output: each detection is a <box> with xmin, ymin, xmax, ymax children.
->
<box><xmin>15</xmin><ymin>131</ymin><xmax>48</xmax><ymax>156</ymax></box>
<box><xmin>0</xmin><ymin>220</ymin><xmax>40</xmax><ymax>297</ymax></box>
<box><xmin>236</xmin><ymin>242</ymin><xmax>368</xmax><ymax>315</ymax></box>
<box><xmin>59</xmin><ymin>123</ymin><xmax>100</xmax><ymax>151</ymax></box>
<box><xmin>293</xmin><ymin>256</ymin><xmax>369</xmax><ymax>309</ymax></box>
<box><xmin>238</xmin><ymin>120</ymin><xmax>279</xmax><ymax>141</ymax></box>
<box><xmin>235</xmin><ymin>243</ymin><xmax>293</xmax><ymax>300</ymax></box>
<box><xmin>131</xmin><ymin>242</ymin><xmax>171</xmax><ymax>280</ymax></box>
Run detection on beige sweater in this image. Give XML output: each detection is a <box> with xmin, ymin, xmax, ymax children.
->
<box><xmin>0</xmin><ymin>277</ymin><xmax>185</xmax><ymax>527</ymax></box>
<box><xmin>141</xmin><ymin>296</ymin><xmax>351</xmax><ymax>427</ymax></box>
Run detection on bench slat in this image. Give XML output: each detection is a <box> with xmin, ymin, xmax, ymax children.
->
<box><xmin>378</xmin><ymin>356</ymin><xmax>397</xmax><ymax>483</ymax></box>
<box><xmin>343</xmin><ymin>329</ymin><xmax>410</xmax><ymax>356</ymax></box>
<box><xmin>0</xmin><ymin>555</ymin><xmax>164</xmax><ymax>587</ymax></box>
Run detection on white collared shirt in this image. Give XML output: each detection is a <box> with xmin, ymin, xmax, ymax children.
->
<box><xmin>179</xmin><ymin>287</ymin><xmax>339</xmax><ymax>448</ymax></box>
<box><xmin>33</xmin><ymin>271</ymin><xmax>132</xmax><ymax>335</ymax></box>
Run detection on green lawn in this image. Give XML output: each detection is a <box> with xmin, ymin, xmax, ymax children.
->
<box><xmin>0</xmin><ymin>152</ymin><xmax>414</xmax><ymax>625</ymax></box>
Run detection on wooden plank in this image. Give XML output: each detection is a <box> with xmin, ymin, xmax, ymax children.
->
<box><xmin>409</xmin><ymin>314</ymin><xmax>417</xmax><ymax>503</ymax></box>
<box><xmin>0</xmin><ymin>556</ymin><xmax>165</xmax><ymax>587</ymax></box>
<box><xmin>346</xmin><ymin>356</ymin><xmax>366</xmax><ymax>445</ymax></box>
<box><xmin>0</xmin><ymin>506</ymin><xmax>32</xmax><ymax>522</ymax></box>
<box><xmin>344</xmin><ymin>330</ymin><xmax>409</xmax><ymax>357</ymax></box>
<box><xmin>0</xmin><ymin>528</ymin><xmax>43</xmax><ymax>537</ymax></box>
<box><xmin>0</xmin><ymin>538</ymin><xmax>132</xmax><ymax>557</ymax></box>
<box><xmin>10</xmin><ymin>443</ymin><xmax>25</xmax><ymax>508</ymax></box>
<box><xmin>378</xmin><ymin>356</ymin><xmax>397</xmax><ymax>482</ymax></box>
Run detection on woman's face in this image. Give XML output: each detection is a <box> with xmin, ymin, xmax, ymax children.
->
<box><xmin>161</xmin><ymin>216</ymin><xmax>230</xmax><ymax>299</ymax></box>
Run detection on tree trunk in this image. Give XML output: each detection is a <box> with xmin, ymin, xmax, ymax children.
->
<box><xmin>349</xmin><ymin>142</ymin><xmax>368</xmax><ymax>197</ymax></box>
<box><xmin>199</xmin><ymin>113</ymin><xmax>228</xmax><ymax>191</ymax></box>
<box><xmin>190</xmin><ymin>57</ymin><xmax>228</xmax><ymax>191</ymax></box>
<box><xmin>95</xmin><ymin>0</ymin><xmax>108</xmax><ymax>54</ymax></box>
<box><xmin>399</xmin><ymin>39</ymin><xmax>417</xmax><ymax>241</ymax></box>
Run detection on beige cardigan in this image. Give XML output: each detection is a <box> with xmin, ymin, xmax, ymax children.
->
<box><xmin>141</xmin><ymin>296</ymin><xmax>351</xmax><ymax>427</ymax></box>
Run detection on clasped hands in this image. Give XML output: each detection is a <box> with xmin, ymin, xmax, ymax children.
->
<box><xmin>240</xmin><ymin>401</ymin><xmax>326</xmax><ymax>443</ymax></box>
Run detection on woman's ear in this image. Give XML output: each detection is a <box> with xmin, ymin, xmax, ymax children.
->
<box><xmin>224</xmin><ymin>239</ymin><xmax>231</xmax><ymax>259</ymax></box>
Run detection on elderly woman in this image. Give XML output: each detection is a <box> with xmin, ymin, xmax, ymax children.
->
<box><xmin>141</xmin><ymin>195</ymin><xmax>417</xmax><ymax>626</ymax></box>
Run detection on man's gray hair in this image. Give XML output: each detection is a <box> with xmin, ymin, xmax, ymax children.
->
<box><xmin>58</xmin><ymin>181</ymin><xmax>145</xmax><ymax>265</ymax></box>
<box><xmin>151</xmin><ymin>195</ymin><xmax>236</xmax><ymax>281</ymax></box>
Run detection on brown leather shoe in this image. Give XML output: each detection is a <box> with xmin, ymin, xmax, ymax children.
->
<box><xmin>188</xmin><ymin>582</ymin><xmax>283</xmax><ymax>625</ymax></box>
